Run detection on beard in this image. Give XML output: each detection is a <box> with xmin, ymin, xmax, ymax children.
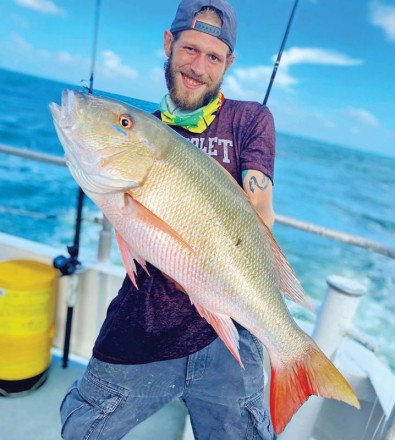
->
<box><xmin>164</xmin><ymin>53</ymin><xmax>222</xmax><ymax>111</ymax></box>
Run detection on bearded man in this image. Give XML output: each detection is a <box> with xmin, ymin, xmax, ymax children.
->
<box><xmin>60</xmin><ymin>2</ymin><xmax>275</xmax><ymax>439</ymax></box>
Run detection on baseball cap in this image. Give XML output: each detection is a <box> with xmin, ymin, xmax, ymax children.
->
<box><xmin>170</xmin><ymin>0</ymin><xmax>237</xmax><ymax>53</ymax></box>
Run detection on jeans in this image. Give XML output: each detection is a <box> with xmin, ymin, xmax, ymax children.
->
<box><xmin>60</xmin><ymin>327</ymin><xmax>273</xmax><ymax>439</ymax></box>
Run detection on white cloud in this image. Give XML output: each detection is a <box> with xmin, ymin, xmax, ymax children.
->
<box><xmin>234</xmin><ymin>65</ymin><xmax>297</xmax><ymax>88</ymax></box>
<box><xmin>345</xmin><ymin>107</ymin><xmax>380</xmax><ymax>127</ymax></box>
<box><xmin>155</xmin><ymin>49</ymin><xmax>167</xmax><ymax>60</ymax></box>
<box><xmin>223</xmin><ymin>65</ymin><xmax>297</xmax><ymax>100</ymax></box>
<box><xmin>150</xmin><ymin>67</ymin><xmax>164</xmax><ymax>82</ymax></box>
<box><xmin>369</xmin><ymin>1</ymin><xmax>395</xmax><ymax>41</ymax></box>
<box><xmin>3</xmin><ymin>34</ymin><xmax>138</xmax><ymax>90</ymax></box>
<box><xmin>223</xmin><ymin>75</ymin><xmax>251</xmax><ymax>99</ymax></box>
<box><xmin>11</xmin><ymin>13</ymin><xmax>30</xmax><ymax>29</ymax></box>
<box><xmin>38</xmin><ymin>48</ymin><xmax>50</xmax><ymax>58</ymax></box>
<box><xmin>14</xmin><ymin>0</ymin><xmax>65</xmax><ymax>15</ymax></box>
<box><xmin>57</xmin><ymin>51</ymin><xmax>73</xmax><ymax>63</ymax></box>
<box><xmin>10</xmin><ymin>32</ymin><xmax>32</xmax><ymax>52</ymax></box>
<box><xmin>4</xmin><ymin>32</ymin><xmax>89</xmax><ymax>80</ymax></box>
<box><xmin>222</xmin><ymin>46</ymin><xmax>363</xmax><ymax>101</ymax></box>
<box><xmin>101</xmin><ymin>50</ymin><xmax>138</xmax><ymax>80</ymax></box>
<box><xmin>279</xmin><ymin>47</ymin><xmax>364</xmax><ymax>68</ymax></box>
<box><xmin>57</xmin><ymin>51</ymin><xmax>85</xmax><ymax>66</ymax></box>
<box><xmin>11</xmin><ymin>34</ymin><xmax>85</xmax><ymax>67</ymax></box>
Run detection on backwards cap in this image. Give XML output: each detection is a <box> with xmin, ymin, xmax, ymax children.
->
<box><xmin>170</xmin><ymin>0</ymin><xmax>237</xmax><ymax>53</ymax></box>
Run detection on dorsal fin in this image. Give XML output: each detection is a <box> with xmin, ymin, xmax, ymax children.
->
<box><xmin>260</xmin><ymin>218</ymin><xmax>314</xmax><ymax>312</ymax></box>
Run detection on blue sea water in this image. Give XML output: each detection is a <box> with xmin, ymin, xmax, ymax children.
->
<box><xmin>1</xmin><ymin>68</ymin><xmax>394</xmax><ymax>372</ymax></box>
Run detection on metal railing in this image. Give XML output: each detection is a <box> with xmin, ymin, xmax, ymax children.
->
<box><xmin>275</xmin><ymin>214</ymin><xmax>395</xmax><ymax>259</ymax></box>
<box><xmin>0</xmin><ymin>143</ymin><xmax>67</xmax><ymax>167</ymax></box>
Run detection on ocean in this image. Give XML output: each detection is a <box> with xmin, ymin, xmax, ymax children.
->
<box><xmin>1</xmin><ymin>67</ymin><xmax>394</xmax><ymax>373</ymax></box>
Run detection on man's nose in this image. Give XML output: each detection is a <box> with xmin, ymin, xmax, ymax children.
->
<box><xmin>190</xmin><ymin>53</ymin><xmax>206</xmax><ymax>76</ymax></box>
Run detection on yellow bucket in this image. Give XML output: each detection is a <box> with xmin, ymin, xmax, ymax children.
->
<box><xmin>0</xmin><ymin>259</ymin><xmax>58</xmax><ymax>395</ymax></box>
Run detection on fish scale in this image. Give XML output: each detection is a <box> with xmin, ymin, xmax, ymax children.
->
<box><xmin>50</xmin><ymin>90</ymin><xmax>360</xmax><ymax>435</ymax></box>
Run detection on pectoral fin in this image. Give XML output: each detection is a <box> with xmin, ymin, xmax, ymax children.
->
<box><xmin>114</xmin><ymin>194</ymin><xmax>193</xmax><ymax>288</ymax></box>
<box><xmin>123</xmin><ymin>194</ymin><xmax>193</xmax><ymax>253</ymax></box>
<box><xmin>115</xmin><ymin>230</ymin><xmax>147</xmax><ymax>288</ymax></box>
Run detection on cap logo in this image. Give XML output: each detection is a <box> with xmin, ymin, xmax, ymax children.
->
<box><xmin>191</xmin><ymin>19</ymin><xmax>221</xmax><ymax>37</ymax></box>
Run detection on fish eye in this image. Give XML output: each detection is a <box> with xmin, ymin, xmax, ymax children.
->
<box><xmin>119</xmin><ymin>114</ymin><xmax>133</xmax><ymax>129</ymax></box>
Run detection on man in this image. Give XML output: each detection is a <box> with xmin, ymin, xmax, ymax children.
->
<box><xmin>60</xmin><ymin>1</ymin><xmax>275</xmax><ymax>439</ymax></box>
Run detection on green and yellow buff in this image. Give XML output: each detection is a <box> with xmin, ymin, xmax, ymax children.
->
<box><xmin>159</xmin><ymin>92</ymin><xmax>224</xmax><ymax>133</ymax></box>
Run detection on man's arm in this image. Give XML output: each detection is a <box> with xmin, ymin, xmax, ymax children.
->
<box><xmin>242</xmin><ymin>169</ymin><xmax>275</xmax><ymax>229</ymax></box>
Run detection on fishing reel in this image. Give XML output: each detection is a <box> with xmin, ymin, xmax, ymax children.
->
<box><xmin>53</xmin><ymin>245</ymin><xmax>81</xmax><ymax>276</ymax></box>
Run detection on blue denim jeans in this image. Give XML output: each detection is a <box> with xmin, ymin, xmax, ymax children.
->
<box><xmin>60</xmin><ymin>327</ymin><xmax>273</xmax><ymax>439</ymax></box>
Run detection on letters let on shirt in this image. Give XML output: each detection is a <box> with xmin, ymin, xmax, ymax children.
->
<box><xmin>189</xmin><ymin>136</ymin><xmax>233</xmax><ymax>164</ymax></box>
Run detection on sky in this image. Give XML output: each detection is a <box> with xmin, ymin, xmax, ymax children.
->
<box><xmin>1</xmin><ymin>0</ymin><xmax>395</xmax><ymax>158</ymax></box>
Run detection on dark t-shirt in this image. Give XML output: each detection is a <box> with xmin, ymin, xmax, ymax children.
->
<box><xmin>93</xmin><ymin>98</ymin><xmax>275</xmax><ymax>364</ymax></box>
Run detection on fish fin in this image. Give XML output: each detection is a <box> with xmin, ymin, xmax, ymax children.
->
<box><xmin>194</xmin><ymin>303</ymin><xmax>243</xmax><ymax>368</ymax></box>
<box><xmin>115</xmin><ymin>194</ymin><xmax>192</xmax><ymax>286</ymax></box>
<box><xmin>115</xmin><ymin>231</ymin><xmax>146</xmax><ymax>288</ymax></box>
<box><xmin>269</xmin><ymin>342</ymin><xmax>360</xmax><ymax>435</ymax></box>
<box><xmin>124</xmin><ymin>194</ymin><xmax>193</xmax><ymax>253</ymax></box>
<box><xmin>259</xmin><ymin>219</ymin><xmax>314</xmax><ymax>312</ymax></box>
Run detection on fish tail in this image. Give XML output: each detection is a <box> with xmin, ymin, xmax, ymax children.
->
<box><xmin>269</xmin><ymin>342</ymin><xmax>360</xmax><ymax>434</ymax></box>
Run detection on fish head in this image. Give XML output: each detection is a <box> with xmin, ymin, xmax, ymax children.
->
<box><xmin>49</xmin><ymin>90</ymin><xmax>156</xmax><ymax>195</ymax></box>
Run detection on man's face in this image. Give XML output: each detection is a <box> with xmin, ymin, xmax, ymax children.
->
<box><xmin>163</xmin><ymin>25</ymin><xmax>234</xmax><ymax>111</ymax></box>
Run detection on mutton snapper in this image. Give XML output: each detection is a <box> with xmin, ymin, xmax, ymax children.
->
<box><xmin>50</xmin><ymin>90</ymin><xmax>359</xmax><ymax>434</ymax></box>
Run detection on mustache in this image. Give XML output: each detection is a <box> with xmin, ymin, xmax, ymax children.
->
<box><xmin>179</xmin><ymin>69</ymin><xmax>208</xmax><ymax>86</ymax></box>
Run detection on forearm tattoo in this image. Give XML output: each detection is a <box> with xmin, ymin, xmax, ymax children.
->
<box><xmin>249</xmin><ymin>174</ymin><xmax>269</xmax><ymax>193</ymax></box>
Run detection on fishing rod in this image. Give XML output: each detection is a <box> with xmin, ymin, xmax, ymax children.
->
<box><xmin>263</xmin><ymin>0</ymin><xmax>299</xmax><ymax>105</ymax></box>
<box><xmin>89</xmin><ymin>0</ymin><xmax>102</xmax><ymax>94</ymax></box>
<box><xmin>55</xmin><ymin>0</ymin><xmax>102</xmax><ymax>369</ymax></box>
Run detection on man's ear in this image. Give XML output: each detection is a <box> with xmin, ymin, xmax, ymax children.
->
<box><xmin>224</xmin><ymin>53</ymin><xmax>235</xmax><ymax>74</ymax></box>
<box><xmin>164</xmin><ymin>30</ymin><xmax>174</xmax><ymax>57</ymax></box>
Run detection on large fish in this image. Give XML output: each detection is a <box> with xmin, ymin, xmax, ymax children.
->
<box><xmin>50</xmin><ymin>90</ymin><xmax>359</xmax><ymax>434</ymax></box>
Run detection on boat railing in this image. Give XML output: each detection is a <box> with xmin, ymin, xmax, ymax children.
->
<box><xmin>2</xmin><ymin>142</ymin><xmax>394</xmax><ymax>261</ymax></box>
<box><xmin>0</xmin><ymin>143</ymin><xmax>67</xmax><ymax>167</ymax></box>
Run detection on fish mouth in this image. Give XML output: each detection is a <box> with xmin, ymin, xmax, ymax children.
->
<box><xmin>49</xmin><ymin>89</ymin><xmax>81</xmax><ymax>129</ymax></box>
<box><xmin>49</xmin><ymin>101</ymin><xmax>61</xmax><ymax>122</ymax></box>
<box><xmin>49</xmin><ymin>90</ymin><xmax>84</xmax><ymax>167</ymax></box>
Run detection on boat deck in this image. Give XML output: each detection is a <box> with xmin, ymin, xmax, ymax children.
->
<box><xmin>0</xmin><ymin>352</ymin><xmax>191</xmax><ymax>440</ymax></box>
